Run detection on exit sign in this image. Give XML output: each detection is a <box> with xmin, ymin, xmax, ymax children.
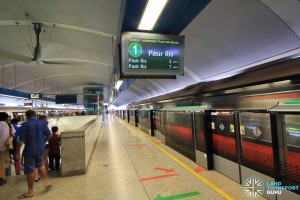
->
<box><xmin>28</xmin><ymin>93</ymin><xmax>43</xmax><ymax>99</ymax></box>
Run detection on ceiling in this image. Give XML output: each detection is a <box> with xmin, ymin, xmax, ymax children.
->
<box><xmin>113</xmin><ymin>0</ymin><xmax>300</xmax><ymax>106</ymax></box>
<box><xmin>0</xmin><ymin>0</ymin><xmax>300</xmax><ymax>107</ymax></box>
<box><xmin>0</xmin><ymin>0</ymin><xmax>121</xmax><ymax>103</ymax></box>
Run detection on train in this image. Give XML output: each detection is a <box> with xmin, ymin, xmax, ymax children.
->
<box><xmin>114</xmin><ymin>57</ymin><xmax>300</xmax><ymax>199</ymax></box>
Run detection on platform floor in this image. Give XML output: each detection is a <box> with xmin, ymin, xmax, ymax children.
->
<box><xmin>0</xmin><ymin>116</ymin><xmax>266</xmax><ymax>200</ymax></box>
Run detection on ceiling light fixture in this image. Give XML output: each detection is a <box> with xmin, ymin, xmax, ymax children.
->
<box><xmin>138</xmin><ymin>0</ymin><xmax>169</xmax><ymax>30</ymax></box>
<box><xmin>115</xmin><ymin>80</ymin><xmax>123</xmax><ymax>90</ymax></box>
<box><xmin>292</xmin><ymin>55</ymin><xmax>300</xmax><ymax>59</ymax></box>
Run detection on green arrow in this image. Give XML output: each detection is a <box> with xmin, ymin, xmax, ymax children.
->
<box><xmin>154</xmin><ymin>191</ymin><xmax>200</xmax><ymax>200</ymax></box>
<box><xmin>284</xmin><ymin>101</ymin><xmax>300</xmax><ymax>105</ymax></box>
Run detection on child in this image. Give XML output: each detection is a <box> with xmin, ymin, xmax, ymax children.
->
<box><xmin>48</xmin><ymin>126</ymin><xmax>61</xmax><ymax>171</ymax></box>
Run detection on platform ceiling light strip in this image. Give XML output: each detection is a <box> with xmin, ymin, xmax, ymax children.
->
<box><xmin>115</xmin><ymin>80</ymin><xmax>123</xmax><ymax>90</ymax></box>
<box><xmin>138</xmin><ymin>0</ymin><xmax>169</xmax><ymax>30</ymax></box>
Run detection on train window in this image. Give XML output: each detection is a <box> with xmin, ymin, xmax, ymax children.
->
<box><xmin>136</xmin><ymin>111</ymin><xmax>139</xmax><ymax>124</ymax></box>
<box><xmin>211</xmin><ymin>112</ymin><xmax>237</xmax><ymax>162</ymax></box>
<box><xmin>153</xmin><ymin>111</ymin><xmax>158</xmax><ymax>131</ymax></box>
<box><xmin>124</xmin><ymin>110</ymin><xmax>127</xmax><ymax>120</ymax></box>
<box><xmin>281</xmin><ymin>114</ymin><xmax>300</xmax><ymax>194</ymax></box>
<box><xmin>195</xmin><ymin>112</ymin><xmax>206</xmax><ymax>153</ymax></box>
<box><xmin>239</xmin><ymin>112</ymin><xmax>274</xmax><ymax>177</ymax></box>
<box><xmin>139</xmin><ymin>111</ymin><xmax>150</xmax><ymax>134</ymax></box>
<box><xmin>158</xmin><ymin>111</ymin><xmax>166</xmax><ymax>136</ymax></box>
<box><xmin>129</xmin><ymin>110</ymin><xmax>135</xmax><ymax>126</ymax></box>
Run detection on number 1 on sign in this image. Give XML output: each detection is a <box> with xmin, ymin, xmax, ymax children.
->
<box><xmin>133</xmin><ymin>44</ymin><xmax>137</xmax><ymax>55</ymax></box>
<box><xmin>128</xmin><ymin>43</ymin><xmax>142</xmax><ymax>57</ymax></box>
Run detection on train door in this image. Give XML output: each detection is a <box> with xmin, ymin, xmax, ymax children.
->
<box><xmin>163</xmin><ymin>110</ymin><xmax>195</xmax><ymax>161</ymax></box>
<box><xmin>195</xmin><ymin>110</ymin><xmax>213</xmax><ymax>170</ymax></box>
<box><xmin>127</xmin><ymin>110</ymin><xmax>130</xmax><ymax>123</ymax></box>
<box><xmin>135</xmin><ymin>110</ymin><xmax>139</xmax><ymax>127</ymax></box>
<box><xmin>238</xmin><ymin>111</ymin><xmax>276</xmax><ymax>200</ymax></box>
<box><xmin>158</xmin><ymin>108</ymin><xmax>196</xmax><ymax>161</ymax></box>
<box><xmin>152</xmin><ymin>110</ymin><xmax>159</xmax><ymax>137</ymax></box>
<box><xmin>129</xmin><ymin>110</ymin><xmax>135</xmax><ymax>126</ymax></box>
<box><xmin>210</xmin><ymin>110</ymin><xmax>240</xmax><ymax>182</ymax></box>
<box><xmin>122</xmin><ymin>110</ymin><xmax>126</xmax><ymax>120</ymax></box>
<box><xmin>138</xmin><ymin>109</ymin><xmax>152</xmax><ymax>136</ymax></box>
<box><xmin>149</xmin><ymin>110</ymin><xmax>155</xmax><ymax>136</ymax></box>
<box><xmin>269</xmin><ymin>106</ymin><xmax>300</xmax><ymax>200</ymax></box>
<box><xmin>158</xmin><ymin>111</ymin><xmax>166</xmax><ymax>143</ymax></box>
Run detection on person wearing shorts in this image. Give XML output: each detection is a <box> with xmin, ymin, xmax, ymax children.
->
<box><xmin>16</xmin><ymin>110</ymin><xmax>52</xmax><ymax>199</ymax></box>
<box><xmin>24</xmin><ymin>155</ymin><xmax>44</xmax><ymax>175</ymax></box>
<box><xmin>34</xmin><ymin>115</ymin><xmax>51</xmax><ymax>182</ymax></box>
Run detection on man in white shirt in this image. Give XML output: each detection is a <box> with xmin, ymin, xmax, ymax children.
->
<box><xmin>0</xmin><ymin>112</ymin><xmax>15</xmax><ymax>186</ymax></box>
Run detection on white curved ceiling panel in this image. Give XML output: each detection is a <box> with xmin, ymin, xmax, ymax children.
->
<box><xmin>113</xmin><ymin>0</ymin><xmax>300</xmax><ymax>106</ymax></box>
<box><xmin>182</xmin><ymin>0</ymin><xmax>300</xmax><ymax>81</ymax></box>
<box><xmin>41</xmin><ymin>28</ymin><xmax>114</xmax><ymax>64</ymax></box>
<box><xmin>114</xmin><ymin>90</ymin><xmax>141</xmax><ymax>106</ymax></box>
<box><xmin>0</xmin><ymin>0</ymin><xmax>121</xmax><ymax>35</ymax></box>
<box><xmin>261</xmin><ymin>0</ymin><xmax>300</xmax><ymax>38</ymax></box>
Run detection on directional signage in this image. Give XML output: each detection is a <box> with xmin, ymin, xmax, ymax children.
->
<box><xmin>140</xmin><ymin>167</ymin><xmax>178</xmax><ymax>181</ymax></box>
<box><xmin>121</xmin><ymin>32</ymin><xmax>184</xmax><ymax>78</ymax></box>
<box><xmin>219</xmin><ymin>123</ymin><xmax>225</xmax><ymax>131</ymax></box>
<box><xmin>230</xmin><ymin>124</ymin><xmax>234</xmax><ymax>133</ymax></box>
<box><xmin>28</xmin><ymin>93</ymin><xmax>43</xmax><ymax>100</ymax></box>
<box><xmin>154</xmin><ymin>191</ymin><xmax>201</xmax><ymax>200</ymax></box>
<box><xmin>211</xmin><ymin>122</ymin><xmax>215</xmax><ymax>129</ymax></box>
<box><xmin>154</xmin><ymin>167</ymin><xmax>175</xmax><ymax>173</ymax></box>
<box><xmin>251</xmin><ymin>125</ymin><xmax>264</xmax><ymax>139</ymax></box>
<box><xmin>240</xmin><ymin>125</ymin><xmax>245</xmax><ymax>135</ymax></box>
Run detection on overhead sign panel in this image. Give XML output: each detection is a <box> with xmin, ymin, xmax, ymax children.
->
<box><xmin>28</xmin><ymin>93</ymin><xmax>43</xmax><ymax>99</ymax></box>
<box><xmin>121</xmin><ymin>32</ymin><xmax>184</xmax><ymax>78</ymax></box>
<box><xmin>55</xmin><ymin>94</ymin><xmax>77</xmax><ymax>104</ymax></box>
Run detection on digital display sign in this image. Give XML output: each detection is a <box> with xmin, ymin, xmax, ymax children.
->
<box><xmin>55</xmin><ymin>94</ymin><xmax>77</xmax><ymax>104</ymax></box>
<box><xmin>121</xmin><ymin>32</ymin><xmax>184</xmax><ymax>78</ymax></box>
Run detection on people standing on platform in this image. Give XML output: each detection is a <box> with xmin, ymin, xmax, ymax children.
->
<box><xmin>48</xmin><ymin>126</ymin><xmax>61</xmax><ymax>171</ymax></box>
<box><xmin>34</xmin><ymin>115</ymin><xmax>50</xmax><ymax>182</ymax></box>
<box><xmin>111</xmin><ymin>109</ymin><xmax>115</xmax><ymax>118</ymax></box>
<box><xmin>16</xmin><ymin>110</ymin><xmax>52</xmax><ymax>199</ymax></box>
<box><xmin>10</xmin><ymin>118</ymin><xmax>21</xmax><ymax>175</ymax></box>
<box><xmin>40</xmin><ymin>115</ymin><xmax>50</xmax><ymax>172</ymax></box>
<box><xmin>0</xmin><ymin>112</ymin><xmax>15</xmax><ymax>186</ymax></box>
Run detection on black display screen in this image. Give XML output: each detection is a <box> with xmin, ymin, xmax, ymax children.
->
<box><xmin>55</xmin><ymin>95</ymin><xmax>77</xmax><ymax>104</ymax></box>
<box><xmin>121</xmin><ymin>32</ymin><xmax>184</xmax><ymax>78</ymax></box>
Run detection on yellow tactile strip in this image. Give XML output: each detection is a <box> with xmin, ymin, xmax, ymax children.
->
<box><xmin>120</xmin><ymin>119</ymin><xmax>235</xmax><ymax>200</ymax></box>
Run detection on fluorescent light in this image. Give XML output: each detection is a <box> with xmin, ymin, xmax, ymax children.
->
<box><xmin>115</xmin><ymin>80</ymin><xmax>123</xmax><ymax>90</ymax></box>
<box><xmin>138</xmin><ymin>0</ymin><xmax>168</xmax><ymax>30</ymax></box>
<box><xmin>292</xmin><ymin>55</ymin><xmax>300</xmax><ymax>59</ymax></box>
